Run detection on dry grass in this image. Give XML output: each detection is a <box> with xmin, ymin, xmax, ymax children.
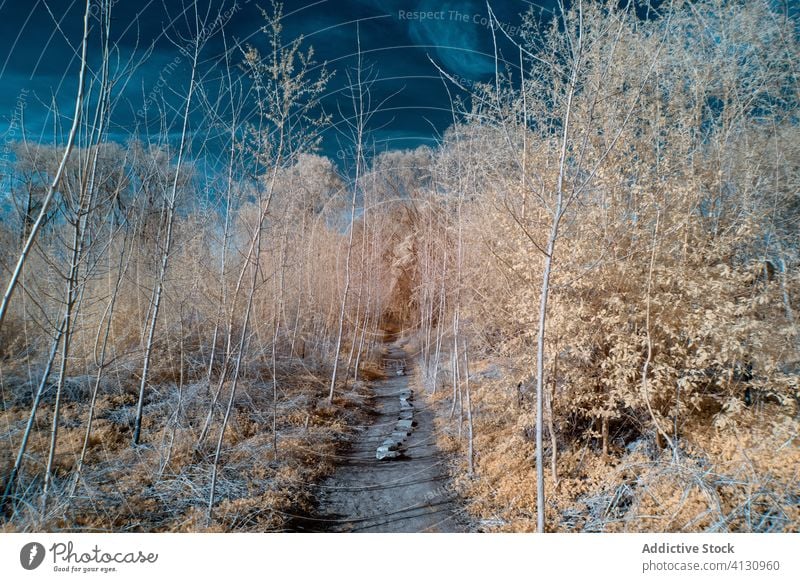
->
<box><xmin>0</xmin><ymin>360</ymin><xmax>374</xmax><ymax>532</ymax></box>
<box><xmin>432</xmin><ymin>358</ymin><xmax>800</xmax><ymax>533</ymax></box>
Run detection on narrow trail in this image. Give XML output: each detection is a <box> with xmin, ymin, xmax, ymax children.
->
<box><xmin>292</xmin><ymin>338</ymin><xmax>466</xmax><ymax>532</ymax></box>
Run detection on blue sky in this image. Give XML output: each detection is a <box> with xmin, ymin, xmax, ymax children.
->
<box><xmin>0</xmin><ymin>0</ymin><xmax>554</xmax><ymax>171</ymax></box>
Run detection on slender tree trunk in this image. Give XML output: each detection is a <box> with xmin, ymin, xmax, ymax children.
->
<box><xmin>546</xmin><ymin>367</ymin><xmax>558</xmax><ymax>488</ymax></box>
<box><xmin>72</xmin><ymin>227</ymin><xmax>130</xmax><ymax>496</ymax></box>
<box><xmin>463</xmin><ymin>338</ymin><xmax>474</xmax><ymax>476</ymax></box>
<box><xmin>1</xmin><ymin>318</ymin><xmax>66</xmax><ymax>509</ymax></box>
<box><xmin>431</xmin><ymin>241</ymin><xmax>448</xmax><ymax>394</ymax></box>
<box><xmin>271</xmin><ymin>223</ymin><xmax>289</xmax><ymax>459</ymax></box>
<box><xmin>534</xmin><ymin>223</ymin><xmax>557</xmax><ymax>533</ymax></box>
<box><xmin>641</xmin><ymin>210</ymin><xmax>675</xmax><ymax>455</ymax></box>
<box><xmin>0</xmin><ymin>0</ymin><xmax>91</xmax><ymax>331</ymax></box>
<box><xmin>329</xmin><ymin>26</ymin><xmax>366</xmax><ymax>403</ymax></box>
<box><xmin>205</xmin><ymin>108</ymin><xmax>237</xmax><ymax>392</ymax></box>
<box><xmin>133</xmin><ymin>34</ymin><xmax>200</xmax><ymax>446</ymax></box>
<box><xmin>68</xmin><ymin>0</ymin><xmax>116</xmax><ymax>495</ymax></box>
<box><xmin>42</xmin><ymin>183</ymin><xmax>93</xmax><ymax>512</ymax></box>
<box><xmin>353</xmin><ymin>227</ymin><xmax>375</xmax><ymax>383</ymax></box>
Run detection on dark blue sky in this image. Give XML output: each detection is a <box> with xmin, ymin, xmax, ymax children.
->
<box><xmin>0</xmin><ymin>0</ymin><xmax>555</xmax><ymax>170</ymax></box>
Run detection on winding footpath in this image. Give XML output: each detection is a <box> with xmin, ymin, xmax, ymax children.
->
<box><xmin>293</xmin><ymin>340</ymin><xmax>466</xmax><ymax>532</ymax></box>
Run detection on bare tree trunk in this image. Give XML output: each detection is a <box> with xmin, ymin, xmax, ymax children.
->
<box><xmin>329</xmin><ymin>26</ymin><xmax>367</xmax><ymax>403</ymax></box>
<box><xmin>42</xmin><ymin>165</ymin><xmax>95</xmax><ymax>512</ymax></box>
<box><xmin>205</xmin><ymin>64</ymin><xmax>239</xmax><ymax>393</ymax></box>
<box><xmin>353</xmin><ymin>232</ymin><xmax>375</xmax><ymax>383</ymax></box>
<box><xmin>271</xmin><ymin>222</ymin><xmax>290</xmax><ymax>459</ymax></box>
<box><xmin>133</xmin><ymin>20</ymin><xmax>201</xmax><ymax>446</ymax></box>
<box><xmin>208</xmin><ymin>257</ymin><xmax>259</xmax><ymax>525</ymax></box>
<box><xmin>0</xmin><ymin>0</ymin><xmax>91</xmax><ymax>331</ymax></box>
<box><xmin>540</xmin><ymin>347</ymin><xmax>559</xmax><ymax>489</ymax></box>
<box><xmin>159</xmin><ymin>302</ymin><xmax>186</xmax><ymax>477</ymax></box>
<box><xmin>42</xmin><ymin>0</ymin><xmax>117</xmax><ymax>510</ymax></box>
<box><xmin>431</xmin><ymin>240</ymin><xmax>448</xmax><ymax>394</ymax></box>
<box><xmin>72</xmin><ymin>226</ymin><xmax>130</xmax><ymax>495</ymax></box>
<box><xmin>533</xmin><ymin>11</ymin><xmax>581</xmax><ymax>532</ymax></box>
<box><xmin>463</xmin><ymin>338</ymin><xmax>474</xmax><ymax>476</ymax></box>
<box><xmin>69</xmin><ymin>0</ymin><xmax>117</xmax><ymax>496</ymax></box>
<box><xmin>641</xmin><ymin>209</ymin><xmax>675</xmax><ymax>455</ymax></box>
<box><xmin>1</xmin><ymin>318</ymin><xmax>66</xmax><ymax>510</ymax></box>
<box><xmin>328</xmin><ymin>192</ymin><xmax>357</xmax><ymax>403</ymax></box>
<box><xmin>546</xmin><ymin>373</ymin><xmax>558</xmax><ymax>488</ymax></box>
<box><xmin>345</xmin><ymin>197</ymin><xmax>369</xmax><ymax>383</ymax></box>
<box><xmin>534</xmin><ymin>218</ymin><xmax>558</xmax><ymax>533</ymax></box>
<box><xmin>449</xmin><ymin>311</ymin><xmax>460</xmax><ymax>419</ymax></box>
<box><xmin>776</xmin><ymin>246</ymin><xmax>795</xmax><ymax>326</ymax></box>
<box><xmin>204</xmin><ymin>1</ymin><xmax>333</xmax><ymax>509</ymax></box>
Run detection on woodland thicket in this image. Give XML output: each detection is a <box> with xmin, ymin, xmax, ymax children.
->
<box><xmin>0</xmin><ymin>0</ymin><xmax>797</xmax><ymax>531</ymax></box>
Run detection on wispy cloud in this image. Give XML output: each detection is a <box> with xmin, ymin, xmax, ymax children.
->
<box><xmin>405</xmin><ymin>0</ymin><xmax>495</xmax><ymax>78</ymax></box>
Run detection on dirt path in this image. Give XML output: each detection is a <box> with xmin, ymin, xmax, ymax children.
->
<box><xmin>291</xmin><ymin>340</ymin><xmax>466</xmax><ymax>532</ymax></box>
